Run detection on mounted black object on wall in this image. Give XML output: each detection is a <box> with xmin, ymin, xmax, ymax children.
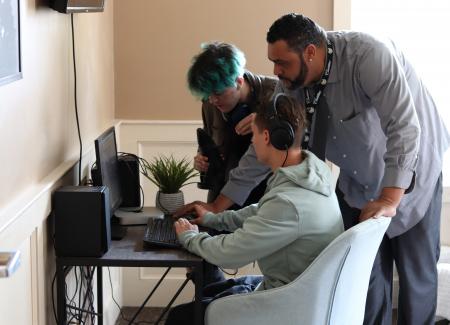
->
<box><xmin>49</xmin><ymin>0</ymin><xmax>105</xmax><ymax>13</ymax></box>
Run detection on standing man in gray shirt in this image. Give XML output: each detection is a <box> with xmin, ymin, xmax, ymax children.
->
<box><xmin>262</xmin><ymin>13</ymin><xmax>447</xmax><ymax>325</ymax></box>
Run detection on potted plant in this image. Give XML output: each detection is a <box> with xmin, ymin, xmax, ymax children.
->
<box><xmin>140</xmin><ymin>155</ymin><xmax>198</xmax><ymax>215</ymax></box>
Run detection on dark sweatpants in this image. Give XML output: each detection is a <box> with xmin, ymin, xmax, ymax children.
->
<box><xmin>337</xmin><ymin>175</ymin><xmax>442</xmax><ymax>325</ymax></box>
<box><xmin>165</xmin><ymin>276</ymin><xmax>263</xmax><ymax>325</ymax></box>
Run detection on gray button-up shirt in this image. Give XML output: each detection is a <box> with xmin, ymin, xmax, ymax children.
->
<box><xmin>221</xmin><ymin>31</ymin><xmax>450</xmax><ymax>237</ymax></box>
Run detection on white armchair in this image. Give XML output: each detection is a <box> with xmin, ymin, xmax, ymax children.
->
<box><xmin>205</xmin><ymin>217</ymin><xmax>391</xmax><ymax>325</ymax></box>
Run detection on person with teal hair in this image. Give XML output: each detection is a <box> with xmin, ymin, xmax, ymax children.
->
<box><xmin>182</xmin><ymin>42</ymin><xmax>277</xmax><ymax>214</ymax></box>
<box><xmin>188</xmin><ymin>42</ymin><xmax>247</xmax><ymax>101</ymax></box>
<box><xmin>177</xmin><ymin>42</ymin><xmax>277</xmax><ymax>288</ymax></box>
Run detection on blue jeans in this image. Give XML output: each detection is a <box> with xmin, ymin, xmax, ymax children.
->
<box><xmin>165</xmin><ymin>275</ymin><xmax>263</xmax><ymax>325</ymax></box>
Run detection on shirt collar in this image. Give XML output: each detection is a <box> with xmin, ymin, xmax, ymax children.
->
<box><xmin>327</xmin><ymin>50</ymin><xmax>339</xmax><ymax>84</ymax></box>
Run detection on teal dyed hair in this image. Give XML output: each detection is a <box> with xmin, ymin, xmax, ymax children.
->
<box><xmin>187</xmin><ymin>42</ymin><xmax>246</xmax><ymax>100</ymax></box>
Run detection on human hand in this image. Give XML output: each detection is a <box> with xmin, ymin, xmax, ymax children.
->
<box><xmin>174</xmin><ymin>194</ymin><xmax>232</xmax><ymax>219</ymax></box>
<box><xmin>235</xmin><ymin>113</ymin><xmax>255</xmax><ymax>135</ymax></box>
<box><xmin>359</xmin><ymin>199</ymin><xmax>397</xmax><ymax>222</ymax></box>
<box><xmin>359</xmin><ymin>187</ymin><xmax>404</xmax><ymax>222</ymax></box>
<box><xmin>187</xmin><ymin>204</ymin><xmax>211</xmax><ymax>225</ymax></box>
<box><xmin>194</xmin><ymin>153</ymin><xmax>209</xmax><ymax>172</ymax></box>
<box><xmin>173</xmin><ymin>200</ymin><xmax>212</xmax><ymax>218</ymax></box>
<box><xmin>174</xmin><ymin>218</ymin><xmax>199</xmax><ymax>236</ymax></box>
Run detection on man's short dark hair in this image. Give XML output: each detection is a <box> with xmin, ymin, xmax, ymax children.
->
<box><xmin>266</xmin><ymin>13</ymin><xmax>327</xmax><ymax>52</ymax></box>
<box><xmin>254</xmin><ymin>94</ymin><xmax>306</xmax><ymax>147</ymax></box>
<box><xmin>187</xmin><ymin>42</ymin><xmax>246</xmax><ymax>100</ymax></box>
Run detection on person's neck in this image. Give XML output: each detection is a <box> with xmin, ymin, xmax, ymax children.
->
<box><xmin>269</xmin><ymin>148</ymin><xmax>303</xmax><ymax>171</ymax></box>
<box><xmin>239</xmin><ymin>79</ymin><xmax>251</xmax><ymax>103</ymax></box>
<box><xmin>311</xmin><ymin>46</ymin><xmax>328</xmax><ymax>85</ymax></box>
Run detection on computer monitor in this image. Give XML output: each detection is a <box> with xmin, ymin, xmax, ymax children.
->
<box><xmin>94</xmin><ymin>127</ymin><xmax>123</xmax><ymax>216</ymax></box>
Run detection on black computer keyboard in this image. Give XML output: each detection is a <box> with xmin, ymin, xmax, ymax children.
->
<box><xmin>143</xmin><ymin>217</ymin><xmax>180</xmax><ymax>248</ymax></box>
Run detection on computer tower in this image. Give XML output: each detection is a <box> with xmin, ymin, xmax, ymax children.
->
<box><xmin>53</xmin><ymin>186</ymin><xmax>111</xmax><ymax>257</ymax></box>
<box><xmin>118</xmin><ymin>155</ymin><xmax>141</xmax><ymax>208</ymax></box>
<box><xmin>91</xmin><ymin>155</ymin><xmax>141</xmax><ymax>209</ymax></box>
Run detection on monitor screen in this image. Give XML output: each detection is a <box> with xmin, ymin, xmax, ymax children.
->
<box><xmin>94</xmin><ymin>127</ymin><xmax>122</xmax><ymax>214</ymax></box>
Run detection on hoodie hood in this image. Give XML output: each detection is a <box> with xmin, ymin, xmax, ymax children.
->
<box><xmin>267</xmin><ymin>151</ymin><xmax>333</xmax><ymax>197</ymax></box>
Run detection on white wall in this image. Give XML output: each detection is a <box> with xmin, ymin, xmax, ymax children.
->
<box><xmin>0</xmin><ymin>0</ymin><xmax>116</xmax><ymax>324</ymax></box>
<box><xmin>113</xmin><ymin>0</ymin><xmax>333</xmax><ymax>120</ymax></box>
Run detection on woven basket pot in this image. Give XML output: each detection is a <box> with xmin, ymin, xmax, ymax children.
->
<box><xmin>155</xmin><ymin>191</ymin><xmax>185</xmax><ymax>215</ymax></box>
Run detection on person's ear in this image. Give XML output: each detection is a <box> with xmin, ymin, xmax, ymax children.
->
<box><xmin>236</xmin><ymin>76</ymin><xmax>244</xmax><ymax>90</ymax></box>
<box><xmin>263</xmin><ymin>129</ymin><xmax>270</xmax><ymax>145</ymax></box>
<box><xmin>304</xmin><ymin>44</ymin><xmax>316</xmax><ymax>63</ymax></box>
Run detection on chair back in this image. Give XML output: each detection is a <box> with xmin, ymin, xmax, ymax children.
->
<box><xmin>205</xmin><ymin>217</ymin><xmax>391</xmax><ymax>325</ymax></box>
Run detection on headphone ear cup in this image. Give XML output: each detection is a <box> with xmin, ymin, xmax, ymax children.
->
<box><xmin>269</xmin><ymin>120</ymin><xmax>294</xmax><ymax>150</ymax></box>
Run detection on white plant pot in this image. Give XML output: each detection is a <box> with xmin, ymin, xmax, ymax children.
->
<box><xmin>156</xmin><ymin>191</ymin><xmax>185</xmax><ymax>215</ymax></box>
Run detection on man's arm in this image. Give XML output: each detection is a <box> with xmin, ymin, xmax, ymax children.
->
<box><xmin>173</xmin><ymin>193</ymin><xmax>234</xmax><ymax>217</ymax></box>
<box><xmin>359</xmin><ymin>187</ymin><xmax>405</xmax><ymax>222</ymax></box>
<box><xmin>200</xmin><ymin>203</ymin><xmax>259</xmax><ymax>231</ymax></box>
<box><xmin>209</xmin><ymin>193</ymin><xmax>234</xmax><ymax>211</ymax></box>
<box><xmin>356</xmin><ymin>38</ymin><xmax>421</xmax><ymax>220</ymax></box>
<box><xmin>220</xmin><ymin>145</ymin><xmax>271</xmax><ymax>207</ymax></box>
<box><xmin>357</xmin><ymin>38</ymin><xmax>420</xmax><ymax>192</ymax></box>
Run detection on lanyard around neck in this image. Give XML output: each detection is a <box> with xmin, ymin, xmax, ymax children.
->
<box><xmin>302</xmin><ymin>39</ymin><xmax>334</xmax><ymax>145</ymax></box>
<box><xmin>304</xmin><ymin>39</ymin><xmax>333</xmax><ymax>113</ymax></box>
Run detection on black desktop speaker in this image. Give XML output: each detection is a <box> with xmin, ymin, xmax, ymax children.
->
<box><xmin>91</xmin><ymin>155</ymin><xmax>141</xmax><ymax>209</ymax></box>
<box><xmin>53</xmin><ymin>186</ymin><xmax>111</xmax><ymax>257</ymax></box>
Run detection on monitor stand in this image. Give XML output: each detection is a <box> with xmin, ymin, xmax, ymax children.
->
<box><xmin>114</xmin><ymin>207</ymin><xmax>164</xmax><ymax>225</ymax></box>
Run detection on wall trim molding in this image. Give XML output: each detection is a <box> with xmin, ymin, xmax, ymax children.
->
<box><xmin>119</xmin><ymin>119</ymin><xmax>202</xmax><ymax>126</ymax></box>
<box><xmin>0</xmin><ymin>151</ymin><xmax>89</xmax><ymax>236</ymax></box>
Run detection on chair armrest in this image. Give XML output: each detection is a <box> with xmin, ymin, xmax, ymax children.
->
<box><xmin>205</xmin><ymin>281</ymin><xmax>330</xmax><ymax>325</ymax></box>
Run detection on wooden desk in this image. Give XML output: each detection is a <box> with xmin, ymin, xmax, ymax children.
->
<box><xmin>56</xmin><ymin>226</ymin><xmax>204</xmax><ymax>325</ymax></box>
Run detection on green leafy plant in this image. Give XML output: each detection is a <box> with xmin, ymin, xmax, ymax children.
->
<box><xmin>140</xmin><ymin>155</ymin><xmax>198</xmax><ymax>194</ymax></box>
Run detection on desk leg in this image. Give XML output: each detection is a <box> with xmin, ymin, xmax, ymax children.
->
<box><xmin>194</xmin><ymin>262</ymin><xmax>204</xmax><ymax>325</ymax></box>
<box><xmin>56</xmin><ymin>262</ymin><xmax>66</xmax><ymax>325</ymax></box>
<box><xmin>97</xmin><ymin>266</ymin><xmax>103</xmax><ymax>325</ymax></box>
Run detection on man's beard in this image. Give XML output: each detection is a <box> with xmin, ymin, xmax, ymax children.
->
<box><xmin>280</xmin><ymin>55</ymin><xmax>308</xmax><ymax>90</ymax></box>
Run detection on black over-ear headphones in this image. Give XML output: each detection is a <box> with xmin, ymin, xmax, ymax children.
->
<box><xmin>267</xmin><ymin>93</ymin><xmax>295</xmax><ymax>150</ymax></box>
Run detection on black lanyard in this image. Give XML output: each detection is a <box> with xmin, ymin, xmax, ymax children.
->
<box><xmin>302</xmin><ymin>39</ymin><xmax>334</xmax><ymax>147</ymax></box>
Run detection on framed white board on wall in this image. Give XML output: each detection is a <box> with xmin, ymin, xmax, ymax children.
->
<box><xmin>0</xmin><ymin>0</ymin><xmax>22</xmax><ymax>86</ymax></box>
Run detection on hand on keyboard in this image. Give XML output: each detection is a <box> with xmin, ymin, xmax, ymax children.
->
<box><xmin>174</xmin><ymin>218</ymin><xmax>199</xmax><ymax>236</ymax></box>
<box><xmin>188</xmin><ymin>204</ymin><xmax>211</xmax><ymax>225</ymax></box>
<box><xmin>173</xmin><ymin>200</ymin><xmax>218</xmax><ymax>218</ymax></box>
<box><xmin>143</xmin><ymin>218</ymin><xmax>181</xmax><ymax>248</ymax></box>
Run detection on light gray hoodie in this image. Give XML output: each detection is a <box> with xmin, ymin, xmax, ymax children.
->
<box><xmin>179</xmin><ymin>151</ymin><xmax>344</xmax><ymax>290</ymax></box>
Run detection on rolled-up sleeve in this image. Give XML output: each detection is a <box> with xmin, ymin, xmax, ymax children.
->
<box><xmin>221</xmin><ymin>145</ymin><xmax>271</xmax><ymax>205</ymax></box>
<box><xmin>357</xmin><ymin>39</ymin><xmax>420</xmax><ymax>190</ymax></box>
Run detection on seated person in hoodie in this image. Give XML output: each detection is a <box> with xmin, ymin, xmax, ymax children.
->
<box><xmin>165</xmin><ymin>94</ymin><xmax>344</xmax><ymax>325</ymax></box>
